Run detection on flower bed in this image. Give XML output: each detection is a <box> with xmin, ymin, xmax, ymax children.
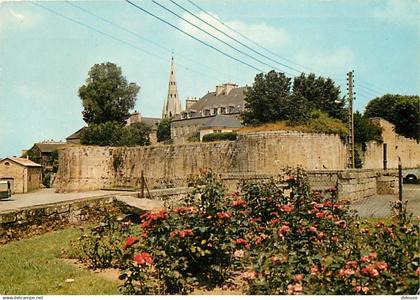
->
<box><xmin>72</xmin><ymin>169</ymin><xmax>419</xmax><ymax>295</ymax></box>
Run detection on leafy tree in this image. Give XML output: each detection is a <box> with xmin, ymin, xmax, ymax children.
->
<box><xmin>284</xmin><ymin>94</ymin><xmax>311</xmax><ymax>125</ymax></box>
<box><xmin>80</xmin><ymin>121</ymin><xmax>151</xmax><ymax>146</ymax></box>
<box><xmin>354</xmin><ymin>111</ymin><xmax>383</xmax><ymax>148</ymax></box>
<box><xmin>79</xmin><ymin>62</ymin><xmax>140</xmax><ymax>125</ymax></box>
<box><xmin>364</xmin><ymin>94</ymin><xmax>420</xmax><ymax>140</ymax></box>
<box><xmin>157</xmin><ymin>118</ymin><xmax>171</xmax><ymax>142</ymax></box>
<box><xmin>242</xmin><ymin>70</ymin><xmax>291</xmax><ymax>124</ymax></box>
<box><xmin>293</xmin><ymin>73</ymin><xmax>346</xmax><ymax>121</ymax></box>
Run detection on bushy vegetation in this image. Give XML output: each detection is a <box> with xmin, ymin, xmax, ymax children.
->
<box><xmin>73</xmin><ymin>170</ymin><xmax>419</xmax><ymax>295</ymax></box>
<box><xmin>157</xmin><ymin>118</ymin><xmax>171</xmax><ymax>143</ymax></box>
<box><xmin>364</xmin><ymin>94</ymin><xmax>419</xmax><ymax>140</ymax></box>
<box><xmin>80</xmin><ymin>121</ymin><xmax>151</xmax><ymax>146</ymax></box>
<box><xmin>242</xmin><ymin>71</ymin><xmax>346</xmax><ymax>125</ymax></box>
<box><xmin>202</xmin><ymin>132</ymin><xmax>238</xmax><ymax>142</ymax></box>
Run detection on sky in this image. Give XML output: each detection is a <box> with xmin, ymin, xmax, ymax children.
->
<box><xmin>0</xmin><ymin>0</ymin><xmax>418</xmax><ymax>157</ymax></box>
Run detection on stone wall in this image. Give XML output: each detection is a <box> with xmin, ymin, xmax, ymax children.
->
<box><xmin>363</xmin><ymin>118</ymin><xmax>420</xmax><ymax>169</ymax></box>
<box><xmin>0</xmin><ymin>195</ymin><xmax>123</xmax><ymax>244</ymax></box>
<box><xmin>56</xmin><ymin>131</ymin><xmax>347</xmax><ymax>192</ymax></box>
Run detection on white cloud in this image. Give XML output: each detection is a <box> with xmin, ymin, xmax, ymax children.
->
<box><xmin>178</xmin><ymin>11</ymin><xmax>288</xmax><ymax>50</ymax></box>
<box><xmin>372</xmin><ymin>0</ymin><xmax>418</xmax><ymax>26</ymax></box>
<box><xmin>294</xmin><ymin>48</ymin><xmax>354</xmax><ymax>76</ymax></box>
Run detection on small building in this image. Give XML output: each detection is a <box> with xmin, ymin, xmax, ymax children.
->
<box><xmin>66</xmin><ymin>127</ymin><xmax>86</xmax><ymax>144</ymax></box>
<box><xmin>28</xmin><ymin>141</ymin><xmax>65</xmax><ymax>171</ymax></box>
<box><xmin>0</xmin><ymin>157</ymin><xmax>42</xmax><ymax>194</ymax></box>
<box><xmin>199</xmin><ymin>114</ymin><xmax>242</xmax><ymax>141</ymax></box>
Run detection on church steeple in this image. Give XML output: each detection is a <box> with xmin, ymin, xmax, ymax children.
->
<box><xmin>162</xmin><ymin>56</ymin><xmax>181</xmax><ymax>118</ymax></box>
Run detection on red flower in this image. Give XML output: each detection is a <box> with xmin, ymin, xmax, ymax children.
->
<box><xmin>375</xmin><ymin>261</ymin><xmax>388</xmax><ymax>270</ymax></box>
<box><xmin>268</xmin><ymin>219</ymin><xmax>280</xmax><ymax>225</ymax></box>
<box><xmin>140</xmin><ymin>219</ymin><xmax>152</xmax><ymax>228</ymax></box>
<box><xmin>255</xmin><ymin>235</ymin><xmax>267</xmax><ymax>245</ymax></box>
<box><xmin>123</xmin><ymin>236</ymin><xmax>139</xmax><ymax>250</ymax></box>
<box><xmin>308</xmin><ymin>226</ymin><xmax>317</xmax><ymax>233</ymax></box>
<box><xmin>331</xmin><ymin>236</ymin><xmax>338</xmax><ymax>242</ymax></box>
<box><xmin>294</xmin><ymin>274</ymin><xmax>304</xmax><ymax>282</ymax></box>
<box><xmin>310</xmin><ymin>266</ymin><xmax>319</xmax><ymax>275</ymax></box>
<box><xmin>270</xmin><ymin>211</ymin><xmax>279</xmax><ymax>217</ymax></box>
<box><xmin>235</xmin><ymin>238</ymin><xmax>251</xmax><ymax>249</ymax></box>
<box><xmin>232</xmin><ymin>199</ymin><xmax>246</xmax><ymax>207</ymax></box>
<box><xmin>369</xmin><ymin>252</ymin><xmax>377</xmax><ymax>259</ymax></box>
<box><xmin>134</xmin><ymin>252</ymin><xmax>153</xmax><ymax>265</ymax></box>
<box><xmin>216</xmin><ymin>211</ymin><xmax>232</xmax><ymax>219</ymax></box>
<box><xmin>361</xmin><ymin>265</ymin><xmax>379</xmax><ymax>277</ymax></box>
<box><xmin>278</xmin><ymin>225</ymin><xmax>290</xmax><ymax>236</ymax></box>
<box><xmin>170</xmin><ymin>229</ymin><xmax>194</xmax><ymax>238</ymax></box>
<box><xmin>316</xmin><ymin>211</ymin><xmax>327</xmax><ymax>219</ymax></box>
<box><xmin>279</xmin><ymin>203</ymin><xmax>294</xmax><ymax>213</ymax></box>
<box><xmin>361</xmin><ymin>256</ymin><xmax>370</xmax><ymax>263</ymax></box>
<box><xmin>346</xmin><ymin>260</ymin><xmax>358</xmax><ymax>269</ymax></box>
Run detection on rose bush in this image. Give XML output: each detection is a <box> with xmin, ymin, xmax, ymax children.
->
<box><xmin>74</xmin><ymin>169</ymin><xmax>419</xmax><ymax>295</ymax></box>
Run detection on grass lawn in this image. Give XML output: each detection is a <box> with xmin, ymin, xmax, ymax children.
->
<box><xmin>0</xmin><ymin>228</ymin><xmax>120</xmax><ymax>295</ymax></box>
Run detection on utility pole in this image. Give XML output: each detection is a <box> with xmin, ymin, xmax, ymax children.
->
<box><xmin>346</xmin><ymin>70</ymin><xmax>355</xmax><ymax>168</ymax></box>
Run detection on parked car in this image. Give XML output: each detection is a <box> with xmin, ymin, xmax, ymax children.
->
<box><xmin>0</xmin><ymin>180</ymin><xmax>11</xmax><ymax>199</ymax></box>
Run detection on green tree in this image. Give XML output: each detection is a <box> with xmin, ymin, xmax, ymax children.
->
<box><xmin>364</xmin><ymin>94</ymin><xmax>420</xmax><ymax>140</ymax></box>
<box><xmin>292</xmin><ymin>73</ymin><xmax>346</xmax><ymax>121</ymax></box>
<box><xmin>353</xmin><ymin>111</ymin><xmax>383</xmax><ymax>148</ymax></box>
<box><xmin>79</xmin><ymin>62</ymin><xmax>140</xmax><ymax>125</ymax></box>
<box><xmin>80</xmin><ymin>121</ymin><xmax>151</xmax><ymax>146</ymax></box>
<box><xmin>242</xmin><ymin>70</ymin><xmax>292</xmax><ymax>124</ymax></box>
<box><xmin>157</xmin><ymin>118</ymin><xmax>171</xmax><ymax>142</ymax></box>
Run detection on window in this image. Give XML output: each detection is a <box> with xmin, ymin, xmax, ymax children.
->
<box><xmin>213</xmin><ymin>108</ymin><xmax>218</xmax><ymax>115</ymax></box>
<box><xmin>4</xmin><ymin>162</ymin><xmax>9</xmax><ymax>166</ymax></box>
<box><xmin>204</xmin><ymin>109</ymin><xmax>210</xmax><ymax>116</ymax></box>
<box><xmin>220</xmin><ymin>107</ymin><xmax>226</xmax><ymax>114</ymax></box>
<box><xmin>214</xmin><ymin>129</ymin><xmax>222</xmax><ymax>133</ymax></box>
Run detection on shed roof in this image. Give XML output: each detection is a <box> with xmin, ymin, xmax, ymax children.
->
<box><xmin>1</xmin><ymin>157</ymin><xmax>42</xmax><ymax>167</ymax></box>
<box><xmin>66</xmin><ymin>127</ymin><xmax>86</xmax><ymax>140</ymax></box>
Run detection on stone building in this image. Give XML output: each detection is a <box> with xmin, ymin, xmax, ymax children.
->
<box><xmin>0</xmin><ymin>157</ymin><xmax>42</xmax><ymax>194</ymax></box>
<box><xmin>171</xmin><ymin>83</ymin><xmax>247</xmax><ymax>144</ymax></box>
<box><xmin>162</xmin><ymin>56</ymin><xmax>181</xmax><ymax>118</ymax></box>
<box><xmin>28</xmin><ymin>141</ymin><xmax>65</xmax><ymax>171</ymax></box>
<box><xmin>362</xmin><ymin>118</ymin><xmax>420</xmax><ymax>169</ymax></box>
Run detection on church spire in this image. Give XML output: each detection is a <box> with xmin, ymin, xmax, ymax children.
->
<box><xmin>162</xmin><ymin>56</ymin><xmax>181</xmax><ymax>118</ymax></box>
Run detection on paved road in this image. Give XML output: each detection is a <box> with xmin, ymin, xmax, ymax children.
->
<box><xmin>0</xmin><ymin>189</ymin><xmax>135</xmax><ymax>212</ymax></box>
<box><xmin>351</xmin><ymin>184</ymin><xmax>420</xmax><ymax>218</ymax></box>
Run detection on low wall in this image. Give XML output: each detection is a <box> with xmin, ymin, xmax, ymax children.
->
<box><xmin>0</xmin><ymin>196</ymin><xmax>122</xmax><ymax>244</ymax></box>
<box><xmin>56</xmin><ymin>131</ymin><xmax>347</xmax><ymax>192</ymax></box>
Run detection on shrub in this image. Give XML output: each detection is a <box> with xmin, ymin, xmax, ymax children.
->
<box><xmin>74</xmin><ymin>169</ymin><xmax>419</xmax><ymax>295</ymax></box>
<box><xmin>80</xmin><ymin>121</ymin><xmax>151</xmax><ymax>146</ymax></box>
<box><xmin>202</xmin><ymin>132</ymin><xmax>237</xmax><ymax>142</ymax></box>
<box><xmin>307</xmin><ymin>111</ymin><xmax>348</xmax><ymax>140</ymax></box>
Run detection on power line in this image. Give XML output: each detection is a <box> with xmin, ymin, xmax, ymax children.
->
<box><xmin>64</xmin><ymin>0</ymin><xmax>238</xmax><ymax>81</ymax></box>
<box><xmin>125</xmin><ymin>0</ymin><xmax>264</xmax><ymax>73</ymax></box>
<box><xmin>29</xmin><ymin>1</ymin><xmax>222</xmax><ymax>83</ymax></box>
<box><xmin>169</xmin><ymin>0</ymin><xmax>302</xmax><ymax>74</ymax></box>
<box><xmin>150</xmin><ymin>0</ymin><xmax>293</xmax><ymax>76</ymax></box>
<box><xmin>187</xmin><ymin>0</ymin><xmax>311</xmax><ymax>73</ymax></box>
<box><xmin>356</xmin><ymin>81</ymin><xmax>385</xmax><ymax>96</ymax></box>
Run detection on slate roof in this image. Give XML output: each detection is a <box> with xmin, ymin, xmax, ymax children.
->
<box><xmin>32</xmin><ymin>142</ymin><xmax>66</xmax><ymax>153</ymax></box>
<box><xmin>188</xmin><ymin>87</ymin><xmax>246</xmax><ymax>116</ymax></box>
<box><xmin>200</xmin><ymin>115</ymin><xmax>242</xmax><ymax>129</ymax></box>
<box><xmin>1</xmin><ymin>157</ymin><xmax>42</xmax><ymax>167</ymax></box>
<box><xmin>141</xmin><ymin>117</ymin><xmax>161</xmax><ymax>130</ymax></box>
<box><xmin>66</xmin><ymin>127</ymin><xmax>86</xmax><ymax>140</ymax></box>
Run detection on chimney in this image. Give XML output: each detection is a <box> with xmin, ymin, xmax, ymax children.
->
<box><xmin>215</xmin><ymin>85</ymin><xmax>225</xmax><ymax>96</ymax></box>
<box><xmin>185</xmin><ymin>97</ymin><xmax>198</xmax><ymax>110</ymax></box>
<box><xmin>223</xmin><ymin>82</ymin><xmax>238</xmax><ymax>95</ymax></box>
